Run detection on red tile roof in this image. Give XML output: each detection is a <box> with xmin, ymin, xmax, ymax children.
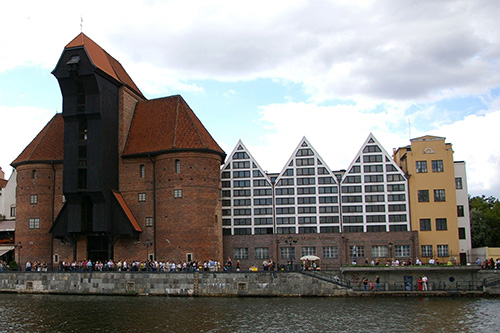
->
<box><xmin>0</xmin><ymin>179</ymin><xmax>7</xmax><ymax>188</ymax></box>
<box><xmin>123</xmin><ymin>95</ymin><xmax>225</xmax><ymax>159</ymax></box>
<box><xmin>112</xmin><ymin>191</ymin><xmax>143</xmax><ymax>232</ymax></box>
<box><xmin>11</xmin><ymin>114</ymin><xmax>64</xmax><ymax>167</ymax></box>
<box><xmin>65</xmin><ymin>33</ymin><xmax>144</xmax><ymax>99</ymax></box>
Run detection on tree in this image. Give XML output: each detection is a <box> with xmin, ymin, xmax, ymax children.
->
<box><xmin>469</xmin><ymin>196</ymin><xmax>500</xmax><ymax>248</ymax></box>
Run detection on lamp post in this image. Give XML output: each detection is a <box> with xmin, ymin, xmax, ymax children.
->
<box><xmin>143</xmin><ymin>239</ymin><xmax>153</xmax><ymax>262</ymax></box>
<box><xmin>15</xmin><ymin>241</ymin><xmax>22</xmax><ymax>271</ymax></box>
<box><xmin>388</xmin><ymin>242</ymin><xmax>393</xmax><ymax>261</ymax></box>
<box><xmin>284</xmin><ymin>236</ymin><xmax>297</xmax><ymax>271</ymax></box>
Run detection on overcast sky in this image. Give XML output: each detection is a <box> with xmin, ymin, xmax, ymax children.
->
<box><xmin>1</xmin><ymin>0</ymin><xmax>500</xmax><ymax>198</ymax></box>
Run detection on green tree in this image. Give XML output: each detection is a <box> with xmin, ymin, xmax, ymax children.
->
<box><xmin>469</xmin><ymin>196</ymin><xmax>500</xmax><ymax>247</ymax></box>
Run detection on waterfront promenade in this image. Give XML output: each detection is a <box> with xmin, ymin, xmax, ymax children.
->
<box><xmin>0</xmin><ymin>266</ymin><xmax>499</xmax><ymax>297</ymax></box>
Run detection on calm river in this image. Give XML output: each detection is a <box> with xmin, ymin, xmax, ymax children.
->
<box><xmin>0</xmin><ymin>294</ymin><xmax>499</xmax><ymax>332</ymax></box>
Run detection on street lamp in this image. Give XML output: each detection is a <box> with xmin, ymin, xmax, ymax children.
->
<box><xmin>143</xmin><ymin>239</ymin><xmax>153</xmax><ymax>262</ymax></box>
<box><xmin>284</xmin><ymin>236</ymin><xmax>297</xmax><ymax>271</ymax></box>
<box><xmin>388</xmin><ymin>242</ymin><xmax>393</xmax><ymax>261</ymax></box>
<box><xmin>15</xmin><ymin>241</ymin><xmax>22</xmax><ymax>271</ymax></box>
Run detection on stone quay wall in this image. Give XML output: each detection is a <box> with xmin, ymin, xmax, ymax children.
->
<box><xmin>0</xmin><ymin>271</ymin><xmax>348</xmax><ymax>297</ymax></box>
<box><xmin>0</xmin><ymin>268</ymin><xmax>498</xmax><ymax>297</ymax></box>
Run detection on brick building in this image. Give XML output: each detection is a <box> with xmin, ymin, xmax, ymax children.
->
<box><xmin>12</xmin><ymin>33</ymin><xmax>225</xmax><ymax>266</ymax></box>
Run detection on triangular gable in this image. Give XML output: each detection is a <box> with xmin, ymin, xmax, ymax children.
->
<box><xmin>341</xmin><ymin>133</ymin><xmax>405</xmax><ymax>183</ymax></box>
<box><xmin>221</xmin><ymin>139</ymin><xmax>272</xmax><ymax>185</ymax></box>
<box><xmin>275</xmin><ymin>137</ymin><xmax>337</xmax><ymax>186</ymax></box>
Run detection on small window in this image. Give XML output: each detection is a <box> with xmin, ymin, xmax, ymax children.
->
<box><xmin>431</xmin><ymin>160</ymin><xmax>444</xmax><ymax>172</ymax></box>
<box><xmin>421</xmin><ymin>245</ymin><xmax>433</xmax><ymax>257</ymax></box>
<box><xmin>234</xmin><ymin>248</ymin><xmax>249</xmax><ymax>260</ymax></box>
<box><xmin>437</xmin><ymin>244</ymin><xmax>449</xmax><ymax>257</ymax></box>
<box><xmin>418</xmin><ymin>190</ymin><xmax>429</xmax><ymax>202</ymax></box>
<box><xmin>140</xmin><ymin>164</ymin><xmax>145</xmax><ymax>178</ymax></box>
<box><xmin>31</xmin><ymin>170</ymin><xmax>37</xmax><ymax>180</ymax></box>
<box><xmin>349</xmin><ymin>245</ymin><xmax>365</xmax><ymax>258</ymax></box>
<box><xmin>29</xmin><ymin>217</ymin><xmax>40</xmax><ymax>229</ymax></box>
<box><xmin>420</xmin><ymin>219</ymin><xmax>431</xmax><ymax>231</ymax></box>
<box><xmin>455</xmin><ymin>177</ymin><xmax>463</xmax><ymax>190</ymax></box>
<box><xmin>10</xmin><ymin>206</ymin><xmax>16</xmax><ymax>217</ymax></box>
<box><xmin>323</xmin><ymin>246</ymin><xmax>338</xmax><ymax>258</ymax></box>
<box><xmin>138</xmin><ymin>193</ymin><xmax>146</xmax><ymax>202</ymax></box>
<box><xmin>255</xmin><ymin>247</ymin><xmax>270</xmax><ymax>259</ymax></box>
<box><xmin>434</xmin><ymin>189</ymin><xmax>446</xmax><ymax>202</ymax></box>
<box><xmin>436</xmin><ymin>218</ymin><xmax>447</xmax><ymax>230</ymax></box>
<box><xmin>457</xmin><ymin>205</ymin><xmax>464</xmax><ymax>217</ymax></box>
<box><xmin>30</xmin><ymin>194</ymin><xmax>38</xmax><ymax>205</ymax></box>
<box><xmin>415</xmin><ymin>161</ymin><xmax>427</xmax><ymax>173</ymax></box>
<box><xmin>145</xmin><ymin>217</ymin><xmax>153</xmax><ymax>227</ymax></box>
<box><xmin>174</xmin><ymin>189</ymin><xmax>183</xmax><ymax>198</ymax></box>
<box><xmin>175</xmin><ymin>160</ymin><xmax>181</xmax><ymax>174</ymax></box>
<box><xmin>458</xmin><ymin>227</ymin><xmax>466</xmax><ymax>240</ymax></box>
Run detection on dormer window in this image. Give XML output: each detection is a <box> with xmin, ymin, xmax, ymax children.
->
<box><xmin>67</xmin><ymin>55</ymin><xmax>80</xmax><ymax>74</ymax></box>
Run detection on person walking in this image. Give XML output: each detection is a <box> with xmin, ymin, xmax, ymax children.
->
<box><xmin>422</xmin><ymin>275</ymin><xmax>428</xmax><ymax>291</ymax></box>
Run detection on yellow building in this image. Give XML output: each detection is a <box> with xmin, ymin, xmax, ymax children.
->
<box><xmin>394</xmin><ymin>135</ymin><xmax>460</xmax><ymax>264</ymax></box>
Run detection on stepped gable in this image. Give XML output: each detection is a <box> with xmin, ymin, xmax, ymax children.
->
<box><xmin>11</xmin><ymin>114</ymin><xmax>64</xmax><ymax>167</ymax></box>
<box><xmin>122</xmin><ymin>95</ymin><xmax>225</xmax><ymax>159</ymax></box>
<box><xmin>63</xmin><ymin>33</ymin><xmax>144</xmax><ymax>99</ymax></box>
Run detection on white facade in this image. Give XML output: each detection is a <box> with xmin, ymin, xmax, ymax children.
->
<box><xmin>340</xmin><ymin>134</ymin><xmax>410</xmax><ymax>232</ymax></box>
<box><xmin>454</xmin><ymin>161</ymin><xmax>472</xmax><ymax>263</ymax></box>
<box><xmin>0</xmin><ymin>169</ymin><xmax>16</xmax><ymax>221</ymax></box>
<box><xmin>221</xmin><ymin>134</ymin><xmax>410</xmax><ymax>235</ymax></box>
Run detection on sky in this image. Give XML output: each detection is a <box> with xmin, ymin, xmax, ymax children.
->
<box><xmin>1</xmin><ymin>0</ymin><xmax>500</xmax><ymax>198</ymax></box>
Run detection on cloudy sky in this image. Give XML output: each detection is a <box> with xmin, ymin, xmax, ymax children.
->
<box><xmin>1</xmin><ymin>0</ymin><xmax>500</xmax><ymax>198</ymax></box>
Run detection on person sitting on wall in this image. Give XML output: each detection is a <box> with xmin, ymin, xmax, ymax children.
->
<box><xmin>416</xmin><ymin>258</ymin><xmax>422</xmax><ymax>265</ymax></box>
<box><xmin>429</xmin><ymin>258</ymin><xmax>435</xmax><ymax>265</ymax></box>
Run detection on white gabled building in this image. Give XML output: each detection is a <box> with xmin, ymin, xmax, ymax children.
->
<box><xmin>340</xmin><ymin>133</ymin><xmax>410</xmax><ymax>233</ymax></box>
<box><xmin>274</xmin><ymin>137</ymin><xmax>340</xmax><ymax>235</ymax></box>
<box><xmin>221</xmin><ymin>140</ymin><xmax>274</xmax><ymax>236</ymax></box>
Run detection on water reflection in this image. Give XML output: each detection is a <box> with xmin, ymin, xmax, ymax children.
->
<box><xmin>0</xmin><ymin>294</ymin><xmax>498</xmax><ymax>332</ymax></box>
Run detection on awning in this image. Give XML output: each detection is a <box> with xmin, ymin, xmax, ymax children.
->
<box><xmin>300</xmin><ymin>255</ymin><xmax>320</xmax><ymax>261</ymax></box>
<box><xmin>0</xmin><ymin>220</ymin><xmax>15</xmax><ymax>232</ymax></box>
<box><xmin>0</xmin><ymin>245</ymin><xmax>15</xmax><ymax>257</ymax></box>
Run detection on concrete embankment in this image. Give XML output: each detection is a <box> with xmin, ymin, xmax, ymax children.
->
<box><xmin>0</xmin><ymin>268</ymin><xmax>498</xmax><ymax>297</ymax></box>
<box><xmin>0</xmin><ymin>271</ymin><xmax>349</xmax><ymax>296</ymax></box>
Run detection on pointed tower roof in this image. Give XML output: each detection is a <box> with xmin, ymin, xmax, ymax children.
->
<box><xmin>59</xmin><ymin>33</ymin><xmax>144</xmax><ymax>98</ymax></box>
<box><xmin>122</xmin><ymin>95</ymin><xmax>225</xmax><ymax>159</ymax></box>
<box><xmin>11</xmin><ymin>114</ymin><xmax>64</xmax><ymax>167</ymax></box>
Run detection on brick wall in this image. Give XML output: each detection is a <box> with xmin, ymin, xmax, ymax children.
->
<box><xmin>116</xmin><ymin>151</ymin><xmax>223</xmax><ymax>262</ymax></box>
<box><xmin>15</xmin><ymin>163</ymin><xmax>64</xmax><ymax>266</ymax></box>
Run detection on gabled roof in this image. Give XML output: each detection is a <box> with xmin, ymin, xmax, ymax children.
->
<box><xmin>122</xmin><ymin>95</ymin><xmax>225</xmax><ymax>159</ymax></box>
<box><xmin>11</xmin><ymin>114</ymin><xmax>64</xmax><ymax>167</ymax></box>
<box><xmin>62</xmin><ymin>33</ymin><xmax>144</xmax><ymax>99</ymax></box>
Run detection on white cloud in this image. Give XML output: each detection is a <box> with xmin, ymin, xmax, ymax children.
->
<box><xmin>1</xmin><ymin>0</ymin><xmax>500</xmax><ymax>198</ymax></box>
<box><xmin>439</xmin><ymin>110</ymin><xmax>500</xmax><ymax>197</ymax></box>
<box><xmin>0</xmin><ymin>106</ymin><xmax>56</xmax><ymax>178</ymax></box>
<box><xmin>245</xmin><ymin>101</ymin><xmax>410</xmax><ymax>174</ymax></box>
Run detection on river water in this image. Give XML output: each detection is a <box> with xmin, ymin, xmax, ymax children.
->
<box><xmin>0</xmin><ymin>294</ymin><xmax>499</xmax><ymax>332</ymax></box>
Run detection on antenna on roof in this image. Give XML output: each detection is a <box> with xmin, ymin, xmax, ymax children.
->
<box><xmin>80</xmin><ymin>15</ymin><xmax>83</xmax><ymax>32</ymax></box>
<box><xmin>408</xmin><ymin>118</ymin><xmax>412</xmax><ymax>140</ymax></box>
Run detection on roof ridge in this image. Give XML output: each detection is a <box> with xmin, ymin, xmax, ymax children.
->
<box><xmin>24</xmin><ymin>115</ymin><xmax>56</xmax><ymax>162</ymax></box>
<box><xmin>173</xmin><ymin>96</ymin><xmax>180</xmax><ymax>148</ymax></box>
<box><xmin>181</xmin><ymin>97</ymin><xmax>207</xmax><ymax>148</ymax></box>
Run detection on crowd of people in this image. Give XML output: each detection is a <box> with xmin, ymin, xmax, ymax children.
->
<box><xmin>476</xmin><ymin>258</ymin><xmax>500</xmax><ymax>269</ymax></box>
<box><xmin>53</xmin><ymin>258</ymin><xmax>238</xmax><ymax>272</ymax></box>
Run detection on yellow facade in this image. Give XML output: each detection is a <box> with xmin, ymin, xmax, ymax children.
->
<box><xmin>394</xmin><ymin>136</ymin><xmax>460</xmax><ymax>264</ymax></box>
